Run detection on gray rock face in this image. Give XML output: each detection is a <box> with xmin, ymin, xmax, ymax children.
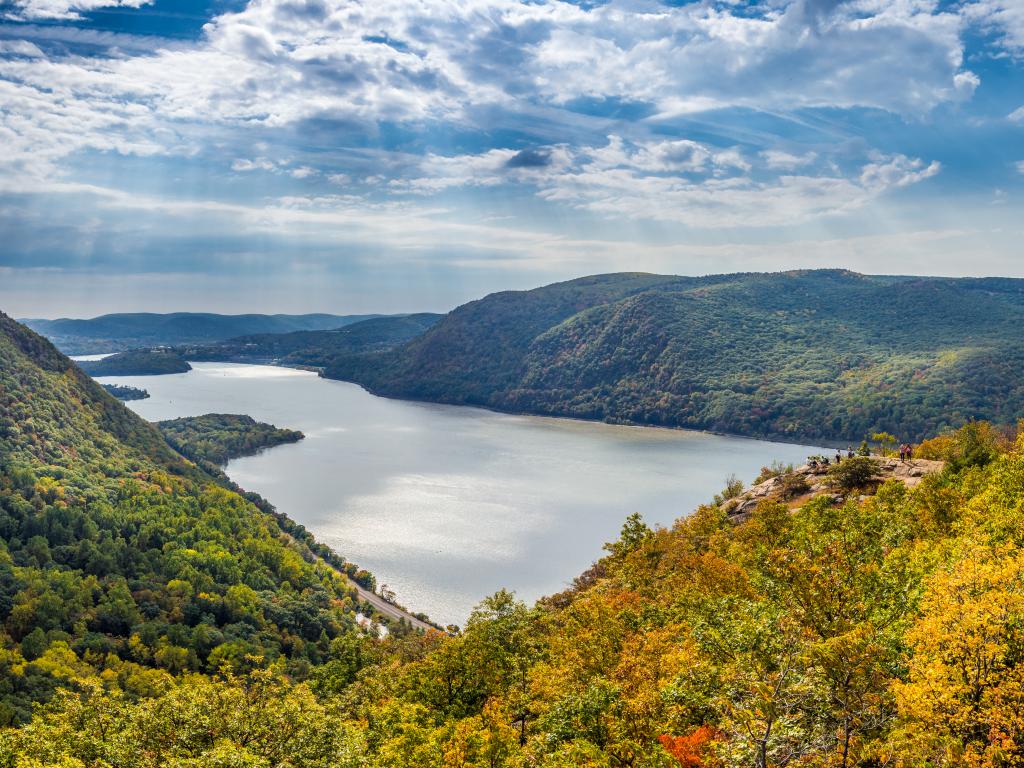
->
<box><xmin>722</xmin><ymin>456</ymin><xmax>945</xmax><ymax>520</ymax></box>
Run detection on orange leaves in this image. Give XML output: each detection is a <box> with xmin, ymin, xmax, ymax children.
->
<box><xmin>658</xmin><ymin>726</ymin><xmax>721</xmax><ymax>767</ymax></box>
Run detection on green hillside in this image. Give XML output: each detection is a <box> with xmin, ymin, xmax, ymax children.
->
<box><xmin>0</xmin><ymin>312</ymin><xmax>387</xmax><ymax>724</ymax></box>
<box><xmin>325</xmin><ymin>270</ymin><xmax>1024</xmax><ymax>443</ymax></box>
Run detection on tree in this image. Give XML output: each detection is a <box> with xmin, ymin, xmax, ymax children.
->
<box><xmin>895</xmin><ymin>542</ymin><xmax>1024</xmax><ymax>766</ymax></box>
<box><xmin>871</xmin><ymin>432</ymin><xmax>898</xmax><ymax>457</ymax></box>
<box><xmin>604</xmin><ymin>513</ymin><xmax>653</xmax><ymax>558</ymax></box>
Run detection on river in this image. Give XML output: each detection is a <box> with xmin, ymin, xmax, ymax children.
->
<box><xmin>100</xmin><ymin>362</ymin><xmax>822</xmax><ymax>626</ymax></box>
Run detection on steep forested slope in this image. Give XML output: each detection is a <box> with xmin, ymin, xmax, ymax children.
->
<box><xmin>0</xmin><ymin>312</ymin><xmax>383</xmax><ymax>724</ymax></box>
<box><xmin>22</xmin><ymin>312</ymin><xmax>385</xmax><ymax>354</ymax></box>
<box><xmin>327</xmin><ymin>270</ymin><xmax>1024</xmax><ymax>442</ymax></box>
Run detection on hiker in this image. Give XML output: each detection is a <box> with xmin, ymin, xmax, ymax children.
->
<box><xmin>847</xmin><ymin>446</ymin><xmax>854</xmax><ymax>459</ymax></box>
<box><xmin>905</xmin><ymin>443</ymin><xmax>913</xmax><ymax>461</ymax></box>
<box><xmin>835</xmin><ymin>451</ymin><xmax>842</xmax><ymax>464</ymax></box>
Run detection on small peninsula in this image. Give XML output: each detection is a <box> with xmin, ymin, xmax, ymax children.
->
<box><xmin>78</xmin><ymin>348</ymin><xmax>191</xmax><ymax>376</ymax></box>
<box><xmin>157</xmin><ymin>412</ymin><xmax>304</xmax><ymax>466</ymax></box>
<box><xmin>101</xmin><ymin>383</ymin><xmax>150</xmax><ymax>401</ymax></box>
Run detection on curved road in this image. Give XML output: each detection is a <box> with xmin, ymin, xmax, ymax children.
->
<box><xmin>348</xmin><ymin>579</ymin><xmax>438</xmax><ymax>633</ymax></box>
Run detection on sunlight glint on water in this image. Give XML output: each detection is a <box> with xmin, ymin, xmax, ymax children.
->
<box><xmin>105</xmin><ymin>362</ymin><xmax>822</xmax><ymax>626</ymax></box>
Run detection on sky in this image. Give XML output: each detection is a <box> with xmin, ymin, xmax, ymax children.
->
<box><xmin>0</xmin><ymin>0</ymin><xmax>1022</xmax><ymax>317</ymax></box>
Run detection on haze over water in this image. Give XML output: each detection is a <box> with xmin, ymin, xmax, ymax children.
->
<box><xmin>104</xmin><ymin>362</ymin><xmax>821</xmax><ymax>625</ymax></box>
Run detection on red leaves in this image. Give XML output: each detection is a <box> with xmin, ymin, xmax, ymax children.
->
<box><xmin>658</xmin><ymin>726</ymin><xmax>720</xmax><ymax>767</ymax></box>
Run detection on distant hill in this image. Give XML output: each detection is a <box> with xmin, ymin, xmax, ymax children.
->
<box><xmin>181</xmin><ymin>312</ymin><xmax>443</xmax><ymax>367</ymax></box>
<box><xmin>78</xmin><ymin>348</ymin><xmax>192</xmax><ymax>376</ymax></box>
<box><xmin>324</xmin><ymin>270</ymin><xmax>1024</xmax><ymax>443</ymax></box>
<box><xmin>20</xmin><ymin>312</ymin><xmax>388</xmax><ymax>354</ymax></box>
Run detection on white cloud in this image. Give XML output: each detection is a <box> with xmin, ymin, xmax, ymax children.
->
<box><xmin>762</xmin><ymin>150</ymin><xmax>818</xmax><ymax>170</ymax></box>
<box><xmin>859</xmin><ymin>154</ymin><xmax>941</xmax><ymax>190</ymax></box>
<box><xmin>5</xmin><ymin>0</ymin><xmax>152</xmax><ymax>21</ymax></box>
<box><xmin>232</xmin><ymin>158</ymin><xmax>278</xmax><ymax>172</ymax></box>
<box><xmin>963</xmin><ymin>1</ymin><xmax>1024</xmax><ymax>55</ymax></box>
<box><xmin>0</xmin><ymin>0</ymin><xmax>1000</xmax><ymax>264</ymax></box>
<box><xmin>0</xmin><ymin>41</ymin><xmax>44</xmax><ymax>58</ymax></box>
<box><xmin>0</xmin><ymin>0</ymin><xmax>983</xmax><ymax>188</ymax></box>
<box><xmin>395</xmin><ymin>138</ymin><xmax>941</xmax><ymax>228</ymax></box>
<box><xmin>1016</xmin><ymin>161</ymin><xmax>1024</xmax><ymax>174</ymax></box>
<box><xmin>1009</xmin><ymin>106</ymin><xmax>1024</xmax><ymax>123</ymax></box>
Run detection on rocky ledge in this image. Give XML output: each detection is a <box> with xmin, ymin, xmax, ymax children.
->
<box><xmin>725</xmin><ymin>456</ymin><xmax>946</xmax><ymax>521</ymax></box>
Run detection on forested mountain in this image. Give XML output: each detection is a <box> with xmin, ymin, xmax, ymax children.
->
<box><xmin>180</xmin><ymin>312</ymin><xmax>443</xmax><ymax>367</ymax></box>
<box><xmin>0</xmin><ymin>311</ymin><xmax>395</xmax><ymax>724</ymax></box>
<box><xmin>326</xmin><ymin>270</ymin><xmax>1024</xmax><ymax>443</ymax></box>
<box><xmin>21</xmin><ymin>312</ymin><xmax>388</xmax><ymax>355</ymax></box>
<box><xmin>6</xmin><ymin>309</ymin><xmax>1024</xmax><ymax>764</ymax></box>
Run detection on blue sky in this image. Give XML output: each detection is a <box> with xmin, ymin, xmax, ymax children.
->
<box><xmin>0</xmin><ymin>0</ymin><xmax>1022</xmax><ymax>316</ymax></box>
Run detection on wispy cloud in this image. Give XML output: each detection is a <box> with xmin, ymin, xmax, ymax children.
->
<box><xmin>963</xmin><ymin>0</ymin><xmax>1024</xmax><ymax>56</ymax></box>
<box><xmin>0</xmin><ymin>0</ymin><xmax>1021</xmax><ymax>314</ymax></box>
<box><xmin>4</xmin><ymin>0</ymin><xmax>152</xmax><ymax>22</ymax></box>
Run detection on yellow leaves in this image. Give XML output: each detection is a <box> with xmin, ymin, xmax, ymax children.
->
<box><xmin>32</xmin><ymin>476</ymin><xmax>64</xmax><ymax>503</ymax></box>
<box><xmin>28</xmin><ymin>642</ymin><xmax>94</xmax><ymax>683</ymax></box>
<box><xmin>439</xmin><ymin>700</ymin><xmax>520</xmax><ymax>768</ymax></box>
<box><xmin>896</xmin><ymin>540</ymin><xmax>1024</xmax><ymax>767</ymax></box>
<box><xmin>611</xmin><ymin>625</ymin><xmax>685</xmax><ymax>742</ymax></box>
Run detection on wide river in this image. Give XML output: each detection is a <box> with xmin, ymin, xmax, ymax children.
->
<box><xmin>101</xmin><ymin>362</ymin><xmax>822</xmax><ymax>626</ymax></box>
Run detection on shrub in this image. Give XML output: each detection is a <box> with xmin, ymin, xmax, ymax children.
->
<box><xmin>713</xmin><ymin>474</ymin><xmax>744</xmax><ymax>506</ymax></box>
<box><xmin>755</xmin><ymin>461</ymin><xmax>794</xmax><ymax>484</ymax></box>
<box><xmin>827</xmin><ymin>456</ymin><xmax>881</xmax><ymax>493</ymax></box>
<box><xmin>917</xmin><ymin>422</ymin><xmax>1012</xmax><ymax>470</ymax></box>
<box><xmin>780</xmin><ymin>474</ymin><xmax>811</xmax><ymax>500</ymax></box>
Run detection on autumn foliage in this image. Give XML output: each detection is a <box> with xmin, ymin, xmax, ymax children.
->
<box><xmin>660</xmin><ymin>726</ymin><xmax>721</xmax><ymax>766</ymax></box>
<box><xmin>7</xmin><ymin>311</ymin><xmax>1024</xmax><ymax>768</ymax></box>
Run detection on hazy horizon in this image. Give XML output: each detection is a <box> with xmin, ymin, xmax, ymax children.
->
<box><xmin>13</xmin><ymin>265</ymin><xmax>1024</xmax><ymax>320</ymax></box>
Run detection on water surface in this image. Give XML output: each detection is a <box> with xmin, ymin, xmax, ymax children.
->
<box><xmin>104</xmin><ymin>362</ymin><xmax>821</xmax><ymax>625</ymax></box>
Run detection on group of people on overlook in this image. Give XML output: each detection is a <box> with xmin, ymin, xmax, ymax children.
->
<box><xmin>807</xmin><ymin>441</ymin><xmax>914</xmax><ymax>470</ymax></box>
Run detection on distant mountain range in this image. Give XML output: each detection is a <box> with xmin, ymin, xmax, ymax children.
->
<box><xmin>180</xmin><ymin>313</ymin><xmax>443</xmax><ymax>368</ymax></box>
<box><xmin>49</xmin><ymin>271</ymin><xmax>1024</xmax><ymax>444</ymax></box>
<box><xmin>322</xmin><ymin>270</ymin><xmax>1024</xmax><ymax>443</ymax></box>
<box><xmin>20</xmin><ymin>312</ymin><xmax>388</xmax><ymax>354</ymax></box>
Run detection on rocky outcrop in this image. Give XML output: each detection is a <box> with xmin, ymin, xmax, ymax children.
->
<box><xmin>724</xmin><ymin>456</ymin><xmax>945</xmax><ymax>521</ymax></box>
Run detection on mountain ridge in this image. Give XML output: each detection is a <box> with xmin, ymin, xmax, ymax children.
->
<box><xmin>21</xmin><ymin>312</ymin><xmax>400</xmax><ymax>354</ymax></box>
<box><xmin>322</xmin><ymin>270</ymin><xmax>1024</xmax><ymax>443</ymax></box>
